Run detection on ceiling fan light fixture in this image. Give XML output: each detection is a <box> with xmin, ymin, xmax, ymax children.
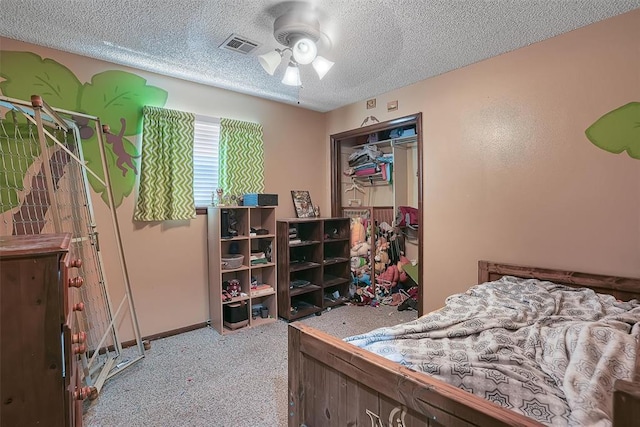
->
<box><xmin>312</xmin><ymin>56</ymin><xmax>334</xmax><ymax>80</ymax></box>
<box><xmin>291</xmin><ymin>38</ymin><xmax>317</xmax><ymax>65</ymax></box>
<box><xmin>260</xmin><ymin>7</ymin><xmax>333</xmax><ymax>86</ymax></box>
<box><xmin>258</xmin><ymin>50</ymin><xmax>283</xmax><ymax>75</ymax></box>
<box><xmin>281</xmin><ymin>61</ymin><xmax>301</xmax><ymax>86</ymax></box>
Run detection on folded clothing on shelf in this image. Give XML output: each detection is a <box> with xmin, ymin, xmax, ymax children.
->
<box><xmin>250</xmin><ymin>250</ymin><xmax>268</xmax><ymax>265</ymax></box>
<box><xmin>354</xmin><ymin>167</ymin><xmax>377</xmax><ymax>176</ymax></box>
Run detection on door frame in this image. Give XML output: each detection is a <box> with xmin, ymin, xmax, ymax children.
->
<box><xmin>329</xmin><ymin>113</ymin><xmax>423</xmax><ymax>315</ymax></box>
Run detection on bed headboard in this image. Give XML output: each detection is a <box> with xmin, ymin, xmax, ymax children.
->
<box><xmin>479</xmin><ymin>260</ymin><xmax>640</xmax><ymax>302</ymax></box>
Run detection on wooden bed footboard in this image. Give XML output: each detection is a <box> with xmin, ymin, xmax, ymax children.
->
<box><xmin>289</xmin><ymin>324</ymin><xmax>640</xmax><ymax>427</ymax></box>
<box><xmin>288</xmin><ymin>323</ymin><xmax>544</xmax><ymax>426</ymax></box>
<box><xmin>288</xmin><ymin>261</ymin><xmax>640</xmax><ymax>427</ymax></box>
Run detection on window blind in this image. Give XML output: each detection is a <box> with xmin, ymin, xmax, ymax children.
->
<box><xmin>193</xmin><ymin>116</ymin><xmax>220</xmax><ymax>207</ymax></box>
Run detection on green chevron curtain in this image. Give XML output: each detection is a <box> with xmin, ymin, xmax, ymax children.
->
<box><xmin>219</xmin><ymin>118</ymin><xmax>264</xmax><ymax>196</ymax></box>
<box><xmin>134</xmin><ymin>106</ymin><xmax>195</xmax><ymax>221</ymax></box>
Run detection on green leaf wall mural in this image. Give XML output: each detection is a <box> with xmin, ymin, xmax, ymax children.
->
<box><xmin>0</xmin><ymin>51</ymin><xmax>168</xmax><ymax>209</ymax></box>
<box><xmin>0</xmin><ymin>51</ymin><xmax>82</xmax><ymax>110</ymax></box>
<box><xmin>585</xmin><ymin>102</ymin><xmax>640</xmax><ymax>159</ymax></box>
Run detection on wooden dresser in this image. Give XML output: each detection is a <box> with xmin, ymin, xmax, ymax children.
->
<box><xmin>0</xmin><ymin>233</ymin><xmax>90</xmax><ymax>427</ymax></box>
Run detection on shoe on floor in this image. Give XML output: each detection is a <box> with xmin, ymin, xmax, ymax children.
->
<box><xmin>398</xmin><ymin>297</ymin><xmax>417</xmax><ymax>311</ymax></box>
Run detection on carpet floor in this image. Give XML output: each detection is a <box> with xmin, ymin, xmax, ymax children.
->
<box><xmin>83</xmin><ymin>304</ymin><xmax>417</xmax><ymax>427</ymax></box>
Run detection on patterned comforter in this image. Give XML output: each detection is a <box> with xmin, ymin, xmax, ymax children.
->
<box><xmin>345</xmin><ymin>276</ymin><xmax>640</xmax><ymax>426</ymax></box>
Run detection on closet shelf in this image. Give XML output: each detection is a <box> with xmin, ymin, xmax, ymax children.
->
<box><xmin>352</xmin><ymin>172</ymin><xmax>390</xmax><ymax>186</ymax></box>
<box><xmin>351</xmin><ymin>134</ymin><xmax>417</xmax><ymax>150</ymax></box>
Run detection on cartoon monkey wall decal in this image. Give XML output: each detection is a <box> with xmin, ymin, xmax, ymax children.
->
<box><xmin>105</xmin><ymin>118</ymin><xmax>140</xmax><ymax>176</ymax></box>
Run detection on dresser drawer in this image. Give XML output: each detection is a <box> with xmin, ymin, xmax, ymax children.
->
<box><xmin>0</xmin><ymin>233</ymin><xmax>80</xmax><ymax>427</ymax></box>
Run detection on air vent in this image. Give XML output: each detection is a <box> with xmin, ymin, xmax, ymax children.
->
<box><xmin>219</xmin><ymin>34</ymin><xmax>260</xmax><ymax>54</ymax></box>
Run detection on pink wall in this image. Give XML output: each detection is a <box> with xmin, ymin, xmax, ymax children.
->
<box><xmin>2</xmin><ymin>9</ymin><xmax>638</xmax><ymax>331</ymax></box>
<box><xmin>0</xmin><ymin>38</ymin><xmax>328</xmax><ymax>339</ymax></box>
<box><xmin>327</xmin><ymin>10</ymin><xmax>640</xmax><ymax>312</ymax></box>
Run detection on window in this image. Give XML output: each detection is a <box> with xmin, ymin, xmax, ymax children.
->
<box><xmin>193</xmin><ymin>116</ymin><xmax>220</xmax><ymax>207</ymax></box>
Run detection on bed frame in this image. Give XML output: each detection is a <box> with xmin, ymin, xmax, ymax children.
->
<box><xmin>288</xmin><ymin>261</ymin><xmax>640</xmax><ymax>426</ymax></box>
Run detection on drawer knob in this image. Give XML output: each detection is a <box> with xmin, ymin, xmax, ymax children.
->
<box><xmin>73</xmin><ymin>386</ymin><xmax>92</xmax><ymax>401</ymax></box>
<box><xmin>72</xmin><ymin>302</ymin><xmax>85</xmax><ymax>312</ymax></box>
<box><xmin>68</xmin><ymin>277</ymin><xmax>84</xmax><ymax>288</ymax></box>
<box><xmin>70</xmin><ymin>259</ymin><xmax>83</xmax><ymax>268</ymax></box>
<box><xmin>73</xmin><ymin>344</ymin><xmax>87</xmax><ymax>354</ymax></box>
<box><xmin>72</xmin><ymin>332</ymin><xmax>87</xmax><ymax>344</ymax></box>
<box><xmin>88</xmin><ymin>386</ymin><xmax>98</xmax><ymax>400</ymax></box>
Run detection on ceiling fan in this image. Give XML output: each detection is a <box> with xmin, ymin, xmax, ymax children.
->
<box><xmin>258</xmin><ymin>7</ymin><xmax>334</xmax><ymax>86</ymax></box>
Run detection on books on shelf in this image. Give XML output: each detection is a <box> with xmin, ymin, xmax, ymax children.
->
<box><xmin>251</xmin><ymin>284</ymin><xmax>274</xmax><ymax>297</ymax></box>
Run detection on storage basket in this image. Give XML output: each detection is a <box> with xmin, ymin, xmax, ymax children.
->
<box><xmin>221</xmin><ymin>254</ymin><xmax>244</xmax><ymax>270</ymax></box>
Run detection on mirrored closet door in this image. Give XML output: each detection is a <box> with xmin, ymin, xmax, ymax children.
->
<box><xmin>330</xmin><ymin>113</ymin><xmax>423</xmax><ymax>315</ymax></box>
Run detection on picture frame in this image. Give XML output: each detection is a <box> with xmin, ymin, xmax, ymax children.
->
<box><xmin>291</xmin><ymin>190</ymin><xmax>316</xmax><ymax>218</ymax></box>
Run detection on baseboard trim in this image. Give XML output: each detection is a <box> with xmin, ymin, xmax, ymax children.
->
<box><xmin>121</xmin><ymin>322</ymin><xmax>209</xmax><ymax>349</ymax></box>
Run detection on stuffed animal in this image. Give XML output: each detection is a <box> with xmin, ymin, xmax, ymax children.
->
<box><xmin>350</xmin><ymin>241</ymin><xmax>370</xmax><ymax>258</ymax></box>
<box><xmin>374</xmin><ymin>258</ymin><xmax>386</xmax><ymax>275</ymax></box>
<box><xmin>352</xmin><ymin>269</ymin><xmax>371</xmax><ymax>286</ymax></box>
<box><xmin>375</xmin><ymin>264</ymin><xmax>407</xmax><ymax>289</ymax></box>
<box><xmin>350</xmin><ymin>217</ymin><xmax>366</xmax><ymax>246</ymax></box>
<box><xmin>373</xmin><ymin>236</ymin><xmax>390</xmax><ymax>274</ymax></box>
<box><xmin>375</xmin><ymin>236</ymin><xmax>390</xmax><ymax>265</ymax></box>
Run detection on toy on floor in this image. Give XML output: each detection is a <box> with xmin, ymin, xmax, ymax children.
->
<box><xmin>352</xmin><ymin>285</ymin><xmax>378</xmax><ymax>306</ymax></box>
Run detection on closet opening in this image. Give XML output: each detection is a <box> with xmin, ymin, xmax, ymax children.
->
<box><xmin>330</xmin><ymin>113</ymin><xmax>423</xmax><ymax>315</ymax></box>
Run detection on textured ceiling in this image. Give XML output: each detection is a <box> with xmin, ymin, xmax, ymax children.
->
<box><xmin>1</xmin><ymin>1</ymin><xmax>638</xmax><ymax>112</ymax></box>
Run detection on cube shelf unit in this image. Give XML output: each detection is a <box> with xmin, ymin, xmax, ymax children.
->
<box><xmin>207</xmin><ymin>206</ymin><xmax>277</xmax><ymax>334</ymax></box>
<box><xmin>276</xmin><ymin>217</ymin><xmax>351</xmax><ymax>321</ymax></box>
